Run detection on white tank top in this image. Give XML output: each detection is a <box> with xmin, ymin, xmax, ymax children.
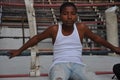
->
<box><xmin>52</xmin><ymin>22</ymin><xmax>84</xmax><ymax>67</ymax></box>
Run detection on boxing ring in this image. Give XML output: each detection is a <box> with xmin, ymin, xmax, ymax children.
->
<box><xmin>0</xmin><ymin>50</ymin><xmax>120</xmax><ymax>80</ymax></box>
<box><xmin>0</xmin><ymin>49</ymin><xmax>119</xmax><ymax>77</ymax></box>
<box><xmin>0</xmin><ymin>0</ymin><xmax>120</xmax><ymax>80</ymax></box>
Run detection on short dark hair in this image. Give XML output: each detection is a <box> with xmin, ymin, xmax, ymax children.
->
<box><xmin>60</xmin><ymin>2</ymin><xmax>77</xmax><ymax>14</ymax></box>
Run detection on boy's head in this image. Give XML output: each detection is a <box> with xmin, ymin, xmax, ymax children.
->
<box><xmin>60</xmin><ymin>2</ymin><xmax>77</xmax><ymax>14</ymax></box>
<box><xmin>59</xmin><ymin>2</ymin><xmax>78</xmax><ymax>26</ymax></box>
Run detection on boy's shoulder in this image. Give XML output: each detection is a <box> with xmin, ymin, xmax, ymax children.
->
<box><xmin>76</xmin><ymin>22</ymin><xmax>88</xmax><ymax>29</ymax></box>
<box><xmin>47</xmin><ymin>24</ymin><xmax>58</xmax><ymax>33</ymax></box>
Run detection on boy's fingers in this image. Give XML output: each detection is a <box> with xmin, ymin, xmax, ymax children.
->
<box><xmin>9</xmin><ymin>56</ymin><xmax>12</xmax><ymax>59</ymax></box>
<box><xmin>9</xmin><ymin>55</ymin><xmax>13</xmax><ymax>59</ymax></box>
<box><xmin>7</xmin><ymin>51</ymin><xmax>13</xmax><ymax>59</ymax></box>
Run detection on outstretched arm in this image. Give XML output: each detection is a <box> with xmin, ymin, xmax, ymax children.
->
<box><xmin>84</xmin><ymin>25</ymin><xmax>120</xmax><ymax>55</ymax></box>
<box><xmin>9</xmin><ymin>26</ymin><xmax>53</xmax><ymax>59</ymax></box>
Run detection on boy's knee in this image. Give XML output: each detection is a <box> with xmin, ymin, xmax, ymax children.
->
<box><xmin>56</xmin><ymin>77</ymin><xmax>63</xmax><ymax>80</ymax></box>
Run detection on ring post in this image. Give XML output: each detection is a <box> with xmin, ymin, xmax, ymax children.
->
<box><xmin>24</xmin><ymin>0</ymin><xmax>40</xmax><ymax>76</ymax></box>
<box><xmin>105</xmin><ymin>6</ymin><xmax>119</xmax><ymax>47</ymax></box>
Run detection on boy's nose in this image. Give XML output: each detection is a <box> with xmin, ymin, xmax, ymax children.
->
<box><xmin>68</xmin><ymin>14</ymin><xmax>72</xmax><ymax>19</ymax></box>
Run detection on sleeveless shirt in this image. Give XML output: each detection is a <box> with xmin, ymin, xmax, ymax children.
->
<box><xmin>52</xmin><ymin>22</ymin><xmax>84</xmax><ymax>67</ymax></box>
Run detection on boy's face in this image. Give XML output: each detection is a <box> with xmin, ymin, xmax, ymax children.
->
<box><xmin>60</xmin><ymin>6</ymin><xmax>77</xmax><ymax>26</ymax></box>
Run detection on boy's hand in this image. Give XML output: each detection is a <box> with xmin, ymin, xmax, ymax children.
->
<box><xmin>8</xmin><ymin>50</ymin><xmax>21</xmax><ymax>59</ymax></box>
<box><xmin>114</xmin><ymin>47</ymin><xmax>120</xmax><ymax>55</ymax></box>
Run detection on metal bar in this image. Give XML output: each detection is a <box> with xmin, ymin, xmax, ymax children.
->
<box><xmin>0</xmin><ymin>21</ymin><xmax>104</xmax><ymax>27</ymax></box>
<box><xmin>0</xmin><ymin>2</ymin><xmax>120</xmax><ymax>7</ymax></box>
<box><xmin>21</xmin><ymin>16</ymin><xmax>25</xmax><ymax>44</ymax></box>
<box><xmin>0</xmin><ymin>36</ymin><xmax>29</xmax><ymax>39</ymax></box>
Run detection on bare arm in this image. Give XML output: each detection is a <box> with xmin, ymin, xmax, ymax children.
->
<box><xmin>9</xmin><ymin>26</ymin><xmax>53</xmax><ymax>58</ymax></box>
<box><xmin>84</xmin><ymin>25</ymin><xmax>120</xmax><ymax>55</ymax></box>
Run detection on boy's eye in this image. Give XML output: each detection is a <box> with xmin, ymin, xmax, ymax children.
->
<box><xmin>62</xmin><ymin>12</ymin><xmax>76</xmax><ymax>15</ymax></box>
<box><xmin>62</xmin><ymin>12</ymin><xmax>67</xmax><ymax>15</ymax></box>
<box><xmin>72</xmin><ymin>13</ymin><xmax>76</xmax><ymax>15</ymax></box>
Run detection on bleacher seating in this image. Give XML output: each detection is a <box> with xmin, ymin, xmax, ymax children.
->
<box><xmin>0</xmin><ymin>0</ymin><xmax>120</xmax><ymax>53</ymax></box>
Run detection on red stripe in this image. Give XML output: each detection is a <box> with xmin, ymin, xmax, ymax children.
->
<box><xmin>0</xmin><ymin>73</ymin><xmax>48</xmax><ymax>78</ymax></box>
<box><xmin>0</xmin><ymin>71</ymin><xmax>114</xmax><ymax>78</ymax></box>
<box><xmin>0</xmin><ymin>2</ymin><xmax>120</xmax><ymax>7</ymax></box>
<box><xmin>95</xmin><ymin>71</ymin><xmax>113</xmax><ymax>75</ymax></box>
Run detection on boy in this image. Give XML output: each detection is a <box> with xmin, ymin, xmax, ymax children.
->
<box><xmin>9</xmin><ymin>2</ymin><xmax>120</xmax><ymax>80</ymax></box>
